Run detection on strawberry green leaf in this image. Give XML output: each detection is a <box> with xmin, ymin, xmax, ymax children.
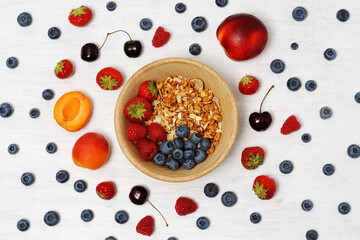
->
<box><xmin>55</xmin><ymin>61</ymin><xmax>64</xmax><ymax>74</ymax></box>
<box><xmin>241</xmin><ymin>75</ymin><xmax>254</xmax><ymax>86</ymax></box>
<box><xmin>245</xmin><ymin>153</ymin><xmax>264</xmax><ymax>169</ymax></box>
<box><xmin>127</xmin><ymin>102</ymin><xmax>147</xmax><ymax>120</ymax></box>
<box><xmin>70</xmin><ymin>6</ymin><xmax>87</xmax><ymax>17</ymax></box>
<box><xmin>253</xmin><ymin>181</ymin><xmax>267</xmax><ymax>199</ymax></box>
<box><xmin>97</xmin><ymin>190</ymin><xmax>108</xmax><ymax>199</ymax></box>
<box><xmin>99</xmin><ymin>75</ymin><xmax>118</xmax><ymax>90</ymax></box>
<box><xmin>147</xmin><ymin>81</ymin><xmax>158</xmax><ymax>97</ymax></box>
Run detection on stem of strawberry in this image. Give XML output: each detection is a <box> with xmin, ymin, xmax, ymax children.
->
<box><xmin>259</xmin><ymin>85</ymin><xmax>274</xmax><ymax>113</ymax></box>
<box><xmin>147</xmin><ymin>200</ymin><xmax>169</xmax><ymax>227</ymax></box>
<box><xmin>99</xmin><ymin>30</ymin><xmax>133</xmax><ymax>50</ymax></box>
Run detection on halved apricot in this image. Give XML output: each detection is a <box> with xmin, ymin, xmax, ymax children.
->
<box><xmin>54</xmin><ymin>91</ymin><xmax>92</xmax><ymax>132</ymax></box>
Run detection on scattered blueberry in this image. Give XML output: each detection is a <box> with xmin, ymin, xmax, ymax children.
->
<box><xmin>175</xmin><ymin>3</ymin><xmax>186</xmax><ymax>13</ymax></box>
<box><xmin>287</xmin><ymin>77</ymin><xmax>301</xmax><ymax>91</ymax></box>
<box><xmin>168</xmin><ymin>237</ymin><xmax>178</xmax><ymax>240</ymax></box>
<box><xmin>17</xmin><ymin>12</ymin><xmax>32</xmax><ymax>27</ymax></box>
<box><xmin>106</xmin><ymin>1</ymin><xmax>117</xmax><ymax>11</ymax></box>
<box><xmin>0</xmin><ymin>102</ymin><xmax>14</xmax><ymax>118</ymax></box>
<box><xmin>354</xmin><ymin>92</ymin><xmax>360</xmax><ymax>103</ymax></box>
<box><xmin>191</xmin><ymin>16</ymin><xmax>207</xmax><ymax>32</ymax></box>
<box><xmin>8</xmin><ymin>144</ymin><xmax>19</xmax><ymax>154</ymax></box>
<box><xmin>44</xmin><ymin>211</ymin><xmax>60</xmax><ymax>226</ymax></box>
<box><xmin>301</xmin><ymin>133</ymin><xmax>311</xmax><ymax>143</ymax></box>
<box><xmin>6</xmin><ymin>57</ymin><xmax>19</xmax><ymax>69</ymax></box>
<box><xmin>42</xmin><ymin>89</ymin><xmax>54</xmax><ymax>100</ymax></box>
<box><xmin>17</xmin><ymin>219</ymin><xmax>30</xmax><ymax>231</ymax></box>
<box><xmin>324</xmin><ymin>48</ymin><xmax>336</xmax><ymax>61</ymax></box>
<box><xmin>166</xmin><ymin>157</ymin><xmax>180</xmax><ymax>170</ymax></box>
<box><xmin>172</xmin><ymin>149</ymin><xmax>184</xmax><ymax>161</ymax></box>
<box><xmin>290</xmin><ymin>42</ymin><xmax>298</xmax><ymax>50</ymax></box>
<box><xmin>196</xmin><ymin>217</ymin><xmax>210</xmax><ymax>230</ymax></box>
<box><xmin>323</xmin><ymin>164</ymin><xmax>335</xmax><ymax>176</ymax></box>
<box><xmin>160</xmin><ymin>141</ymin><xmax>174</xmax><ymax>155</ymax></box>
<box><xmin>200</xmin><ymin>138</ymin><xmax>211</xmax><ymax>151</ymax></box>
<box><xmin>173</xmin><ymin>138</ymin><xmax>184</xmax><ymax>149</ymax></box>
<box><xmin>115</xmin><ymin>210</ymin><xmax>129</xmax><ymax>224</ymax></box>
<box><xmin>292</xmin><ymin>7</ymin><xmax>307</xmax><ymax>21</ymax></box>
<box><xmin>319</xmin><ymin>106</ymin><xmax>332</xmax><ymax>119</ymax></box>
<box><xmin>184</xmin><ymin>141</ymin><xmax>197</xmax><ymax>151</ymax></box>
<box><xmin>184</xmin><ymin>149</ymin><xmax>195</xmax><ymax>160</ymax></box>
<box><xmin>306</xmin><ymin>229</ymin><xmax>318</xmax><ymax>240</ymax></box>
<box><xmin>279</xmin><ymin>160</ymin><xmax>293</xmax><ymax>174</ymax></box>
<box><xmin>204</xmin><ymin>183</ymin><xmax>219</xmax><ymax>198</ymax></box>
<box><xmin>81</xmin><ymin>209</ymin><xmax>94</xmax><ymax>222</ymax></box>
<box><xmin>56</xmin><ymin>170</ymin><xmax>69</xmax><ymax>183</ymax></box>
<box><xmin>139</xmin><ymin>18</ymin><xmax>152</xmax><ymax>31</ymax></box>
<box><xmin>29</xmin><ymin>108</ymin><xmax>40</xmax><ymax>118</ymax></box>
<box><xmin>48</xmin><ymin>27</ymin><xmax>61</xmax><ymax>39</ymax></box>
<box><xmin>74</xmin><ymin>180</ymin><xmax>87</xmax><ymax>193</ymax></box>
<box><xmin>250</xmin><ymin>212</ymin><xmax>261</xmax><ymax>224</ymax></box>
<box><xmin>194</xmin><ymin>149</ymin><xmax>207</xmax><ymax>164</ymax></box>
<box><xmin>221</xmin><ymin>191</ymin><xmax>237</xmax><ymax>207</ymax></box>
<box><xmin>189</xmin><ymin>43</ymin><xmax>201</xmax><ymax>56</ymax></box>
<box><xmin>21</xmin><ymin>172</ymin><xmax>35</xmax><ymax>186</ymax></box>
<box><xmin>336</xmin><ymin>9</ymin><xmax>349</xmax><ymax>22</ymax></box>
<box><xmin>338</xmin><ymin>202</ymin><xmax>351</xmax><ymax>215</ymax></box>
<box><xmin>347</xmin><ymin>144</ymin><xmax>360</xmax><ymax>158</ymax></box>
<box><xmin>215</xmin><ymin>0</ymin><xmax>228</xmax><ymax>7</ymax></box>
<box><xmin>46</xmin><ymin>142</ymin><xmax>57</xmax><ymax>154</ymax></box>
<box><xmin>270</xmin><ymin>59</ymin><xmax>285</xmax><ymax>73</ymax></box>
<box><xmin>105</xmin><ymin>237</ymin><xmax>117</xmax><ymax>240</ymax></box>
<box><xmin>301</xmin><ymin>200</ymin><xmax>313</xmax><ymax>211</ymax></box>
<box><xmin>153</xmin><ymin>152</ymin><xmax>167</xmax><ymax>166</ymax></box>
<box><xmin>190</xmin><ymin>133</ymin><xmax>202</xmax><ymax>144</ymax></box>
<box><xmin>183</xmin><ymin>159</ymin><xmax>196</xmax><ymax>170</ymax></box>
<box><xmin>305</xmin><ymin>80</ymin><xmax>317</xmax><ymax>92</ymax></box>
<box><xmin>175</xmin><ymin>125</ymin><xmax>190</xmax><ymax>138</ymax></box>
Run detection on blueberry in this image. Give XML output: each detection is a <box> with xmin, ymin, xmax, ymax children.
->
<box><xmin>319</xmin><ymin>106</ymin><xmax>332</xmax><ymax>119</ymax></box>
<box><xmin>153</xmin><ymin>152</ymin><xmax>167</xmax><ymax>166</ymax></box>
<box><xmin>354</xmin><ymin>92</ymin><xmax>360</xmax><ymax>103</ymax></box>
<box><xmin>194</xmin><ymin>149</ymin><xmax>207</xmax><ymax>164</ymax></box>
<box><xmin>292</xmin><ymin>7</ymin><xmax>307</xmax><ymax>21</ymax></box>
<box><xmin>183</xmin><ymin>159</ymin><xmax>196</xmax><ymax>170</ymax></box>
<box><xmin>204</xmin><ymin>183</ymin><xmax>219</xmax><ymax>198</ymax></box>
<box><xmin>215</xmin><ymin>0</ymin><xmax>228</xmax><ymax>7</ymax></box>
<box><xmin>196</xmin><ymin>217</ymin><xmax>210</xmax><ymax>230</ymax></box>
<box><xmin>8</xmin><ymin>144</ymin><xmax>19</xmax><ymax>154</ymax></box>
<box><xmin>74</xmin><ymin>180</ymin><xmax>87</xmax><ymax>193</ymax></box>
<box><xmin>338</xmin><ymin>202</ymin><xmax>350</xmax><ymax>215</ymax></box>
<box><xmin>287</xmin><ymin>77</ymin><xmax>301</xmax><ymax>91</ymax></box>
<box><xmin>0</xmin><ymin>102</ymin><xmax>14</xmax><ymax>118</ymax></box>
<box><xmin>191</xmin><ymin>16</ymin><xmax>207</xmax><ymax>32</ymax></box>
<box><xmin>160</xmin><ymin>141</ymin><xmax>174</xmax><ymax>155</ymax></box>
<box><xmin>46</xmin><ymin>142</ymin><xmax>57</xmax><ymax>154</ymax></box>
<box><xmin>166</xmin><ymin>157</ymin><xmax>180</xmax><ymax>170</ymax></box>
<box><xmin>336</xmin><ymin>9</ymin><xmax>349</xmax><ymax>22</ymax></box>
<box><xmin>250</xmin><ymin>212</ymin><xmax>261</xmax><ymax>224</ymax></box>
<box><xmin>173</xmin><ymin>138</ymin><xmax>184</xmax><ymax>149</ymax></box>
<box><xmin>48</xmin><ymin>27</ymin><xmax>61</xmax><ymax>39</ymax></box>
<box><xmin>175</xmin><ymin>3</ymin><xmax>186</xmax><ymax>13</ymax></box>
<box><xmin>17</xmin><ymin>219</ymin><xmax>30</xmax><ymax>231</ymax></box>
<box><xmin>221</xmin><ymin>191</ymin><xmax>237</xmax><ymax>207</ymax></box>
<box><xmin>290</xmin><ymin>42</ymin><xmax>298</xmax><ymax>50</ymax></box>
<box><xmin>279</xmin><ymin>160</ymin><xmax>293</xmax><ymax>174</ymax></box>
<box><xmin>21</xmin><ymin>172</ymin><xmax>35</xmax><ymax>186</ymax></box>
<box><xmin>347</xmin><ymin>144</ymin><xmax>360</xmax><ymax>158</ymax></box>
<box><xmin>305</xmin><ymin>80</ymin><xmax>317</xmax><ymax>92</ymax></box>
<box><xmin>189</xmin><ymin>43</ymin><xmax>201</xmax><ymax>56</ymax></box>
<box><xmin>324</xmin><ymin>48</ymin><xmax>336</xmax><ymax>61</ymax></box>
<box><xmin>175</xmin><ymin>125</ymin><xmax>190</xmax><ymax>138</ymax></box>
<box><xmin>6</xmin><ymin>57</ymin><xmax>19</xmax><ymax>69</ymax></box>
<box><xmin>168</xmin><ymin>237</ymin><xmax>178</xmax><ymax>240</ymax></box>
<box><xmin>189</xmin><ymin>133</ymin><xmax>201</xmax><ymax>145</ymax></box>
<box><xmin>115</xmin><ymin>210</ymin><xmax>129</xmax><ymax>224</ymax></box>
<box><xmin>139</xmin><ymin>18</ymin><xmax>152</xmax><ymax>31</ymax></box>
<box><xmin>323</xmin><ymin>163</ymin><xmax>335</xmax><ymax>176</ymax></box>
<box><xmin>42</xmin><ymin>89</ymin><xmax>54</xmax><ymax>100</ymax></box>
<box><xmin>56</xmin><ymin>170</ymin><xmax>69</xmax><ymax>183</ymax></box>
<box><xmin>184</xmin><ymin>141</ymin><xmax>196</xmax><ymax>151</ymax></box>
<box><xmin>17</xmin><ymin>12</ymin><xmax>32</xmax><ymax>27</ymax></box>
<box><xmin>301</xmin><ymin>200</ymin><xmax>313</xmax><ymax>211</ymax></box>
<box><xmin>81</xmin><ymin>209</ymin><xmax>94</xmax><ymax>222</ymax></box>
<box><xmin>44</xmin><ymin>211</ymin><xmax>60</xmax><ymax>226</ymax></box>
<box><xmin>172</xmin><ymin>149</ymin><xmax>184</xmax><ymax>161</ymax></box>
<box><xmin>200</xmin><ymin>138</ymin><xmax>211</xmax><ymax>151</ymax></box>
<box><xmin>29</xmin><ymin>108</ymin><xmax>40</xmax><ymax>118</ymax></box>
<box><xmin>105</xmin><ymin>237</ymin><xmax>117</xmax><ymax>240</ymax></box>
<box><xmin>301</xmin><ymin>133</ymin><xmax>311</xmax><ymax>143</ymax></box>
<box><xmin>106</xmin><ymin>1</ymin><xmax>117</xmax><ymax>11</ymax></box>
<box><xmin>270</xmin><ymin>59</ymin><xmax>285</xmax><ymax>74</ymax></box>
<box><xmin>306</xmin><ymin>229</ymin><xmax>318</xmax><ymax>240</ymax></box>
<box><xmin>184</xmin><ymin>149</ymin><xmax>195</xmax><ymax>160</ymax></box>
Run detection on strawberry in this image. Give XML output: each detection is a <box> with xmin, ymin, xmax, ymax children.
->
<box><xmin>54</xmin><ymin>59</ymin><xmax>74</xmax><ymax>79</ymax></box>
<box><xmin>137</xmin><ymin>139</ymin><xmax>158</xmax><ymax>161</ymax></box>
<box><xmin>96</xmin><ymin>181</ymin><xmax>117</xmax><ymax>200</ymax></box>
<box><xmin>127</xmin><ymin>123</ymin><xmax>148</xmax><ymax>142</ymax></box>
<box><xmin>136</xmin><ymin>215</ymin><xmax>154</xmax><ymax>236</ymax></box>
<box><xmin>152</xmin><ymin>27</ymin><xmax>170</xmax><ymax>48</ymax></box>
<box><xmin>241</xmin><ymin>146</ymin><xmax>265</xmax><ymax>170</ymax></box>
<box><xmin>281</xmin><ymin>115</ymin><xmax>301</xmax><ymax>135</ymax></box>
<box><xmin>68</xmin><ymin>6</ymin><xmax>92</xmax><ymax>27</ymax></box>
<box><xmin>96</xmin><ymin>67</ymin><xmax>123</xmax><ymax>90</ymax></box>
<box><xmin>138</xmin><ymin>81</ymin><xmax>158</xmax><ymax>102</ymax></box>
<box><xmin>124</xmin><ymin>96</ymin><xmax>152</xmax><ymax>123</ymax></box>
<box><xmin>238</xmin><ymin>75</ymin><xmax>260</xmax><ymax>95</ymax></box>
<box><xmin>175</xmin><ymin>197</ymin><xmax>198</xmax><ymax>216</ymax></box>
<box><xmin>252</xmin><ymin>175</ymin><xmax>276</xmax><ymax>200</ymax></box>
<box><xmin>148</xmin><ymin>123</ymin><xmax>166</xmax><ymax>143</ymax></box>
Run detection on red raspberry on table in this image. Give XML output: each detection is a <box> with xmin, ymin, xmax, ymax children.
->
<box><xmin>152</xmin><ymin>27</ymin><xmax>170</xmax><ymax>48</ymax></box>
<box><xmin>281</xmin><ymin>115</ymin><xmax>301</xmax><ymax>135</ymax></box>
<box><xmin>136</xmin><ymin>215</ymin><xmax>154</xmax><ymax>236</ymax></box>
<box><xmin>175</xmin><ymin>197</ymin><xmax>198</xmax><ymax>216</ymax></box>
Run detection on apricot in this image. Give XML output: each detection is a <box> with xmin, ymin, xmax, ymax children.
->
<box><xmin>54</xmin><ymin>91</ymin><xmax>92</xmax><ymax>132</ymax></box>
<box><xmin>72</xmin><ymin>132</ymin><xmax>110</xmax><ymax>170</ymax></box>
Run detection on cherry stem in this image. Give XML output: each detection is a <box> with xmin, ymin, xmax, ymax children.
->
<box><xmin>99</xmin><ymin>30</ymin><xmax>133</xmax><ymax>50</ymax></box>
<box><xmin>147</xmin><ymin>200</ymin><xmax>169</xmax><ymax>227</ymax></box>
<box><xmin>259</xmin><ymin>85</ymin><xmax>275</xmax><ymax>113</ymax></box>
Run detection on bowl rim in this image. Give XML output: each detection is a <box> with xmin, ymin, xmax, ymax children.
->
<box><xmin>114</xmin><ymin>57</ymin><xmax>238</xmax><ymax>182</ymax></box>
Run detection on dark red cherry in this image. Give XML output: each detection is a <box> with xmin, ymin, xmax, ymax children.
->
<box><xmin>249</xmin><ymin>85</ymin><xmax>274</xmax><ymax>132</ymax></box>
<box><xmin>124</xmin><ymin>40</ymin><xmax>142</xmax><ymax>58</ymax></box>
<box><xmin>129</xmin><ymin>185</ymin><xmax>148</xmax><ymax>205</ymax></box>
<box><xmin>81</xmin><ymin>43</ymin><xmax>99</xmax><ymax>62</ymax></box>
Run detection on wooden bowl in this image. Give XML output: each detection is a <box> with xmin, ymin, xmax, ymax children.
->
<box><xmin>114</xmin><ymin>57</ymin><xmax>238</xmax><ymax>182</ymax></box>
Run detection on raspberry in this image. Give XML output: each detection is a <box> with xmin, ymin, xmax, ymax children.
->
<box><xmin>148</xmin><ymin>123</ymin><xmax>166</xmax><ymax>143</ymax></box>
<box><xmin>152</xmin><ymin>27</ymin><xmax>170</xmax><ymax>48</ymax></box>
<box><xmin>281</xmin><ymin>115</ymin><xmax>301</xmax><ymax>135</ymax></box>
<box><xmin>136</xmin><ymin>215</ymin><xmax>154</xmax><ymax>236</ymax></box>
<box><xmin>175</xmin><ymin>197</ymin><xmax>197</xmax><ymax>216</ymax></box>
<box><xmin>137</xmin><ymin>139</ymin><xmax>158</xmax><ymax>161</ymax></box>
